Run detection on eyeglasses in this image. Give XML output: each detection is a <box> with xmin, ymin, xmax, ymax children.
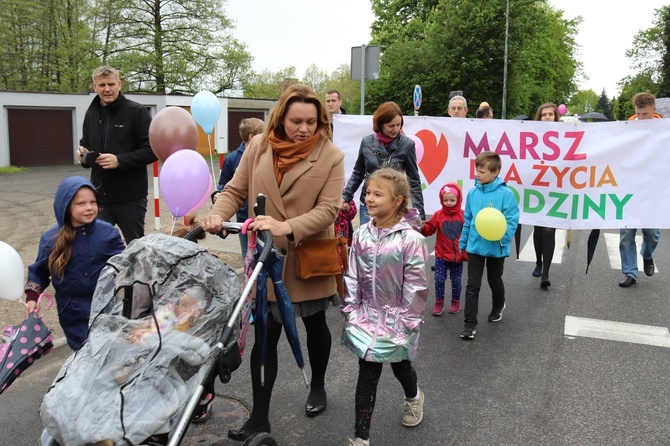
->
<box><xmin>450</xmin><ymin>106</ymin><xmax>465</xmax><ymax>111</ymax></box>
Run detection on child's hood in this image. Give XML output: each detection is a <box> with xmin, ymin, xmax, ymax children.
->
<box><xmin>399</xmin><ymin>208</ymin><xmax>423</xmax><ymax>232</ymax></box>
<box><xmin>474</xmin><ymin>176</ymin><xmax>506</xmax><ymax>192</ymax></box>
<box><xmin>439</xmin><ymin>182</ymin><xmax>463</xmax><ymax>213</ymax></box>
<box><xmin>53</xmin><ymin>176</ymin><xmax>97</xmax><ymax>227</ymax></box>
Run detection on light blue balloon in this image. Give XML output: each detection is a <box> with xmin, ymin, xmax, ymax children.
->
<box><xmin>191</xmin><ymin>91</ymin><xmax>221</xmax><ymax>134</ymax></box>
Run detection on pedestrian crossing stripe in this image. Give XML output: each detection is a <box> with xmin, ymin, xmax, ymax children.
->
<box><xmin>603</xmin><ymin>233</ymin><xmax>658</xmax><ymax>273</ymax></box>
<box><xmin>429</xmin><ymin>230</ymin><xmax>659</xmax><ymax>274</ymax></box>
<box><xmin>430</xmin><ymin>229</ymin><xmax>569</xmax><ymax>263</ymax></box>
<box><xmin>564</xmin><ymin>316</ymin><xmax>670</xmax><ymax>348</ymax></box>
<box><xmin>517</xmin><ymin>229</ymin><xmax>567</xmax><ymax>263</ymax></box>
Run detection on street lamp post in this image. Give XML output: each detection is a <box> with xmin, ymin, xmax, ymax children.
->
<box><xmin>502</xmin><ymin>0</ymin><xmax>510</xmax><ymax>119</ymax></box>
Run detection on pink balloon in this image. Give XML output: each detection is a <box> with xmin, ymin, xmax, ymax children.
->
<box><xmin>188</xmin><ymin>175</ymin><xmax>214</xmax><ymax>214</ymax></box>
<box><xmin>159</xmin><ymin>150</ymin><xmax>210</xmax><ymax>218</ymax></box>
<box><xmin>408</xmin><ymin>135</ymin><xmax>424</xmax><ymax>164</ymax></box>
<box><xmin>149</xmin><ymin>107</ymin><xmax>199</xmax><ymax>162</ymax></box>
<box><xmin>558</xmin><ymin>104</ymin><xmax>567</xmax><ymax>115</ymax></box>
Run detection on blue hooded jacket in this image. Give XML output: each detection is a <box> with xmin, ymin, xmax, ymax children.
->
<box><xmin>459</xmin><ymin>177</ymin><xmax>519</xmax><ymax>258</ymax></box>
<box><xmin>26</xmin><ymin>176</ymin><xmax>124</xmax><ymax>349</ymax></box>
<box><xmin>217</xmin><ymin>142</ymin><xmax>248</xmax><ymax>220</ymax></box>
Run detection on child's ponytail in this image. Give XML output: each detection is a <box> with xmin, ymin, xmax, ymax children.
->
<box><xmin>48</xmin><ymin>224</ymin><xmax>77</xmax><ymax>278</ymax></box>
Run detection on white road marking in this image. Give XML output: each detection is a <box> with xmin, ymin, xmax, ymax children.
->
<box><xmin>432</xmin><ymin>231</ymin><xmax>660</xmax><ymax>274</ymax></box>
<box><xmin>517</xmin><ymin>229</ymin><xmax>567</xmax><ymax>263</ymax></box>
<box><xmin>564</xmin><ymin>316</ymin><xmax>670</xmax><ymax>348</ymax></box>
<box><xmin>603</xmin><ymin>233</ymin><xmax>659</xmax><ymax>273</ymax></box>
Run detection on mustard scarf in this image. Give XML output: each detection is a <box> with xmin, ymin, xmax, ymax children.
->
<box><xmin>268</xmin><ymin>130</ymin><xmax>320</xmax><ymax>184</ymax></box>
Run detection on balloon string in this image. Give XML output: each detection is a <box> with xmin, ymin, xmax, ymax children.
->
<box><xmin>170</xmin><ymin>215</ymin><xmax>177</xmax><ymax>235</ymax></box>
<box><xmin>207</xmin><ymin>133</ymin><xmax>217</xmax><ymax>192</ymax></box>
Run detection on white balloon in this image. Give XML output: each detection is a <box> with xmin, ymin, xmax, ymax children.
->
<box><xmin>0</xmin><ymin>241</ymin><xmax>25</xmax><ymax>301</ymax></box>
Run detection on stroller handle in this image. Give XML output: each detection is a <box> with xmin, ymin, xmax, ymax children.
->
<box><xmin>182</xmin><ymin>222</ymin><xmax>243</xmax><ymax>242</ymax></box>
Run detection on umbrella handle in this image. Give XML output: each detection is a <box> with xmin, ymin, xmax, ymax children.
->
<box><xmin>36</xmin><ymin>292</ymin><xmax>53</xmax><ymax>311</ymax></box>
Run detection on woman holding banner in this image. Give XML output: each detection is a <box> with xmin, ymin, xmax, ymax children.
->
<box><xmin>532</xmin><ymin>103</ymin><xmax>560</xmax><ymax>288</ymax></box>
<box><xmin>342</xmin><ymin>101</ymin><xmax>425</xmax><ymax>224</ymax></box>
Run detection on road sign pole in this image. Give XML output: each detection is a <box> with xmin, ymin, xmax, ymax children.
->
<box><xmin>360</xmin><ymin>44</ymin><xmax>366</xmax><ymax>115</ymax></box>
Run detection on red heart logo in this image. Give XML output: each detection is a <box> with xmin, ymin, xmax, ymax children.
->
<box><xmin>417</xmin><ymin>129</ymin><xmax>448</xmax><ymax>184</ymax></box>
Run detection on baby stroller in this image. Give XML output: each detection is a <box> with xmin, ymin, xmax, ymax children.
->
<box><xmin>39</xmin><ymin>222</ymin><xmax>277</xmax><ymax>445</ymax></box>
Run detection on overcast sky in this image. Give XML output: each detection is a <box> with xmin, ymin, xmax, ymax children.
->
<box><xmin>225</xmin><ymin>0</ymin><xmax>667</xmax><ymax>98</ymax></box>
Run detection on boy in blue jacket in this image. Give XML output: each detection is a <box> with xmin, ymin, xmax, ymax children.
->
<box><xmin>458</xmin><ymin>152</ymin><xmax>519</xmax><ymax>340</ymax></box>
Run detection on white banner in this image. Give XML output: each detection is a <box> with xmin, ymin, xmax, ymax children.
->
<box><xmin>333</xmin><ymin>114</ymin><xmax>670</xmax><ymax>229</ymax></box>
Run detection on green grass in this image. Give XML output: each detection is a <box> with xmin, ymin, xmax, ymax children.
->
<box><xmin>0</xmin><ymin>166</ymin><xmax>27</xmax><ymax>174</ymax></box>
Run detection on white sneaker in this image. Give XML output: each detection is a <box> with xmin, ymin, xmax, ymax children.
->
<box><xmin>402</xmin><ymin>386</ymin><xmax>424</xmax><ymax>427</ymax></box>
<box><xmin>348</xmin><ymin>437</ymin><xmax>370</xmax><ymax>445</ymax></box>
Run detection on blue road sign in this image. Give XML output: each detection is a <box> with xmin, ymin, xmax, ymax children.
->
<box><xmin>413</xmin><ymin>85</ymin><xmax>422</xmax><ymax>111</ymax></box>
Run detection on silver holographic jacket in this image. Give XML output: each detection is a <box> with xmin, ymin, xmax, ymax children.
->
<box><xmin>341</xmin><ymin>209</ymin><xmax>428</xmax><ymax>363</ymax></box>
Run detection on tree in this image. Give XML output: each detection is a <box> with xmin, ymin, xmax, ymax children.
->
<box><xmin>242</xmin><ymin>67</ymin><xmax>299</xmax><ymax>99</ymax></box>
<box><xmin>98</xmin><ymin>0</ymin><xmax>251</xmax><ymax>95</ymax></box>
<box><xmin>612</xmin><ymin>72</ymin><xmax>658</xmax><ymax>120</ymax></box>
<box><xmin>625</xmin><ymin>6</ymin><xmax>667</xmax><ymax>84</ymax></box>
<box><xmin>370</xmin><ymin>0</ymin><xmax>440</xmax><ymax>50</ymax></box>
<box><xmin>302</xmin><ymin>64</ymin><xmax>329</xmax><ymax>96</ymax></box>
<box><xmin>0</xmin><ymin>0</ymin><xmax>95</xmax><ymax>92</ymax></box>
<box><xmin>567</xmin><ymin>89</ymin><xmax>599</xmax><ymax>115</ymax></box>
<box><xmin>595</xmin><ymin>89</ymin><xmax>614</xmax><ymax>120</ymax></box>
<box><xmin>366</xmin><ymin>0</ymin><xmax>581</xmax><ymax>118</ymax></box>
<box><xmin>657</xmin><ymin>6</ymin><xmax>670</xmax><ymax>97</ymax></box>
<box><xmin>0</xmin><ymin>0</ymin><xmax>252</xmax><ymax>95</ymax></box>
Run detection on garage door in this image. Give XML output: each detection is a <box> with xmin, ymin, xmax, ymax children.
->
<box><xmin>228</xmin><ymin>111</ymin><xmax>266</xmax><ymax>153</ymax></box>
<box><xmin>8</xmin><ymin>108</ymin><xmax>74</xmax><ymax>167</ymax></box>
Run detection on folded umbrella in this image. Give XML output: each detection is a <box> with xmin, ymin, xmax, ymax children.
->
<box><xmin>236</xmin><ymin>222</ymin><xmax>257</xmax><ymax>355</ymax></box>
<box><xmin>586</xmin><ymin>229</ymin><xmax>600</xmax><ymax>274</ymax></box>
<box><xmin>0</xmin><ymin>294</ymin><xmax>54</xmax><ymax>394</ymax></box>
<box><xmin>254</xmin><ymin>236</ymin><xmax>308</xmax><ymax>387</ymax></box>
<box><xmin>514</xmin><ymin>224</ymin><xmax>522</xmax><ymax>259</ymax></box>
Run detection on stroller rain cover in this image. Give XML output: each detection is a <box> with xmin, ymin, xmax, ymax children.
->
<box><xmin>40</xmin><ymin>234</ymin><xmax>240</xmax><ymax>446</ymax></box>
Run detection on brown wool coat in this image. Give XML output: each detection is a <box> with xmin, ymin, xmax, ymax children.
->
<box><xmin>211</xmin><ymin>134</ymin><xmax>345</xmax><ymax>303</ymax></box>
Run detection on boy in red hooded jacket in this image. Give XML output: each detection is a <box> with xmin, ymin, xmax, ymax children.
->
<box><xmin>421</xmin><ymin>183</ymin><xmax>468</xmax><ymax>315</ymax></box>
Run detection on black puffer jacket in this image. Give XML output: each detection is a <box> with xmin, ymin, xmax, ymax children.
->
<box><xmin>342</xmin><ymin>133</ymin><xmax>425</xmax><ymax>219</ymax></box>
<box><xmin>80</xmin><ymin>92</ymin><xmax>156</xmax><ymax>204</ymax></box>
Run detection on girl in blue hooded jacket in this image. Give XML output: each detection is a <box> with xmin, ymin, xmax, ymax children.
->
<box><xmin>25</xmin><ymin>177</ymin><xmax>124</xmax><ymax>350</ymax></box>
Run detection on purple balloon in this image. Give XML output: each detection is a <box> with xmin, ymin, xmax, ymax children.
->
<box><xmin>407</xmin><ymin>134</ymin><xmax>424</xmax><ymax>163</ymax></box>
<box><xmin>188</xmin><ymin>175</ymin><xmax>214</xmax><ymax>214</ymax></box>
<box><xmin>159</xmin><ymin>150</ymin><xmax>210</xmax><ymax>218</ymax></box>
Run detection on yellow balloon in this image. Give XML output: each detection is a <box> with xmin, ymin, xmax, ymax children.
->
<box><xmin>475</xmin><ymin>207</ymin><xmax>507</xmax><ymax>241</ymax></box>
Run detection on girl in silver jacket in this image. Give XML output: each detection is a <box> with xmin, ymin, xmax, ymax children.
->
<box><xmin>341</xmin><ymin>168</ymin><xmax>428</xmax><ymax>446</ymax></box>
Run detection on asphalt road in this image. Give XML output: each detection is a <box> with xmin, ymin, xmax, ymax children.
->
<box><xmin>1</xmin><ymin>166</ymin><xmax>669</xmax><ymax>445</ymax></box>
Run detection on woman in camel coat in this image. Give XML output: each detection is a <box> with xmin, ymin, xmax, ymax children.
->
<box><xmin>202</xmin><ymin>84</ymin><xmax>345</xmax><ymax>441</ymax></box>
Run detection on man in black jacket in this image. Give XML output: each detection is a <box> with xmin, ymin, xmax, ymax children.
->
<box><xmin>77</xmin><ymin>66</ymin><xmax>156</xmax><ymax>243</ymax></box>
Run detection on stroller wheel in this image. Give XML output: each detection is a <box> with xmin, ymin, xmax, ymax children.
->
<box><xmin>242</xmin><ymin>432</ymin><xmax>278</xmax><ymax>446</ymax></box>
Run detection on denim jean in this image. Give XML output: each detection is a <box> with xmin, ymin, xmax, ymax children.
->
<box><xmin>619</xmin><ymin>228</ymin><xmax>660</xmax><ymax>280</ymax></box>
<box><xmin>359</xmin><ymin>203</ymin><xmax>370</xmax><ymax>225</ymax></box>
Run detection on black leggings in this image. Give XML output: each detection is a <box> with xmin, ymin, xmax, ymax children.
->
<box><xmin>244</xmin><ymin>310</ymin><xmax>331</xmax><ymax>428</ymax></box>
<box><xmin>354</xmin><ymin>359</ymin><xmax>417</xmax><ymax>440</ymax></box>
<box><xmin>533</xmin><ymin>226</ymin><xmax>556</xmax><ymax>279</ymax></box>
